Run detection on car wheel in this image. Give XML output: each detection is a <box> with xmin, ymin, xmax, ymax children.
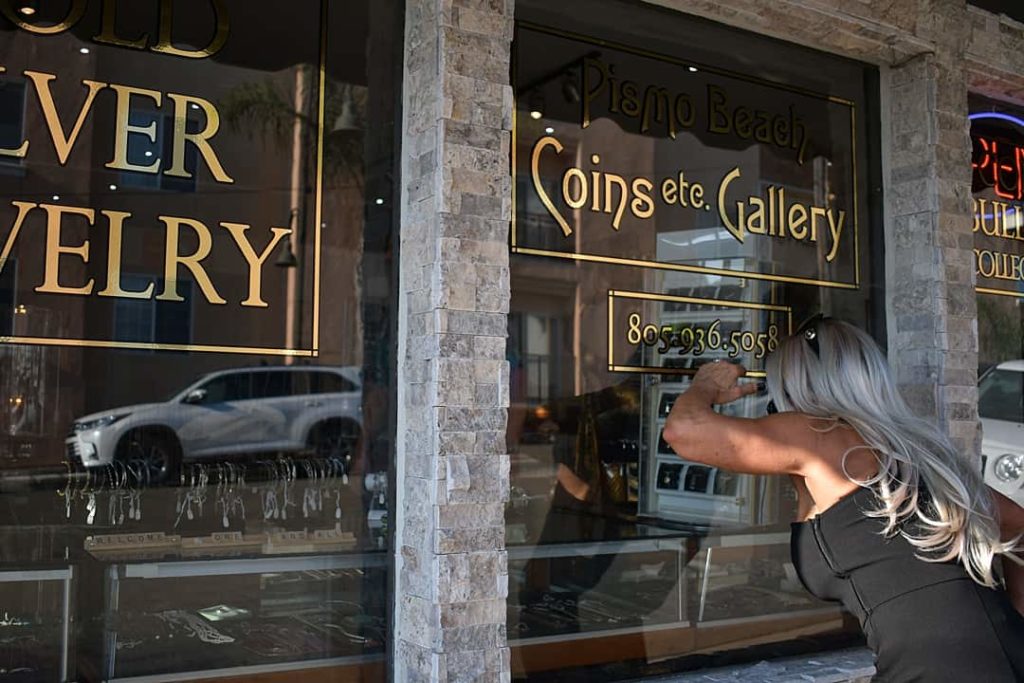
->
<box><xmin>117</xmin><ymin>430</ymin><xmax>180</xmax><ymax>483</ymax></box>
<box><xmin>308</xmin><ymin>420</ymin><xmax>360</xmax><ymax>461</ymax></box>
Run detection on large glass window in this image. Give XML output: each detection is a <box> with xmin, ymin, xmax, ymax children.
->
<box><xmin>0</xmin><ymin>1</ymin><xmax>400</xmax><ymax>680</ymax></box>
<box><xmin>508</xmin><ymin>1</ymin><xmax>882</xmax><ymax>678</ymax></box>
<box><xmin>970</xmin><ymin>96</ymin><xmax>1024</xmax><ymax>514</ymax></box>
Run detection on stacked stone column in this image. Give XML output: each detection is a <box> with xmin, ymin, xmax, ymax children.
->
<box><xmin>885</xmin><ymin>10</ymin><xmax>978</xmax><ymax>453</ymax></box>
<box><xmin>394</xmin><ymin>0</ymin><xmax>514</xmax><ymax>680</ymax></box>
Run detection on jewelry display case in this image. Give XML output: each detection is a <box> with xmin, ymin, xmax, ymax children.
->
<box><xmin>508</xmin><ymin>530</ymin><xmax>846</xmax><ymax>675</ymax></box>
<box><xmin>0</xmin><ymin>566</ymin><xmax>75</xmax><ymax>682</ymax></box>
<box><xmin>79</xmin><ymin>551</ymin><xmax>386</xmax><ymax>682</ymax></box>
<box><xmin>36</xmin><ymin>458</ymin><xmax>391</xmax><ymax>683</ymax></box>
<box><xmin>0</xmin><ymin>456</ymin><xmax>389</xmax><ymax>683</ymax></box>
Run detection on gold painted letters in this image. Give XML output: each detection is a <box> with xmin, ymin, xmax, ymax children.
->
<box><xmin>158</xmin><ymin>217</ymin><xmax>226</xmax><ymax>305</ymax></box>
<box><xmin>221</xmin><ymin>223</ymin><xmax>292</xmax><ymax>308</ymax></box>
<box><xmin>26</xmin><ymin>71</ymin><xmax>107</xmax><ymax>166</ymax></box>
<box><xmin>35</xmin><ymin>204</ymin><xmax>95</xmax><ymax>296</ymax></box>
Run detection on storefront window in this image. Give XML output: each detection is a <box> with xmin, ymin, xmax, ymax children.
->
<box><xmin>0</xmin><ymin>1</ymin><xmax>400</xmax><ymax>680</ymax></box>
<box><xmin>970</xmin><ymin>96</ymin><xmax>1024</xmax><ymax>520</ymax></box>
<box><xmin>508</xmin><ymin>0</ymin><xmax>882</xmax><ymax>678</ymax></box>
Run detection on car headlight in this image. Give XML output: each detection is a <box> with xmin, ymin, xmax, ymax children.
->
<box><xmin>993</xmin><ymin>453</ymin><xmax>1024</xmax><ymax>483</ymax></box>
<box><xmin>73</xmin><ymin>414</ymin><xmax>128</xmax><ymax>432</ymax></box>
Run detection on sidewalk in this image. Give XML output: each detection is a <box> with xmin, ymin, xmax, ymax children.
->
<box><xmin>629</xmin><ymin>648</ymin><xmax>875</xmax><ymax>683</ymax></box>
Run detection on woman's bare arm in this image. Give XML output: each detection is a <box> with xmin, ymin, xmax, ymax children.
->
<box><xmin>662</xmin><ymin>362</ymin><xmax>812</xmax><ymax>476</ymax></box>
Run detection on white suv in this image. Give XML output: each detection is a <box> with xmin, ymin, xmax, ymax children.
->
<box><xmin>65</xmin><ymin>366</ymin><xmax>362</xmax><ymax>480</ymax></box>
<box><xmin>979</xmin><ymin>360</ymin><xmax>1024</xmax><ymax>507</ymax></box>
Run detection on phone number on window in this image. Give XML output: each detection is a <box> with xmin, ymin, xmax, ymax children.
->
<box><xmin>626</xmin><ymin>314</ymin><xmax>781</xmax><ymax>360</ymax></box>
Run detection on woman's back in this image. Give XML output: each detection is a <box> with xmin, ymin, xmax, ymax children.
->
<box><xmin>791</xmin><ymin>485</ymin><xmax>1024</xmax><ymax>682</ymax></box>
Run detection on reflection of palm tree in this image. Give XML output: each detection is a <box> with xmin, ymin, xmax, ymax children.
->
<box><xmin>219</xmin><ymin>66</ymin><xmax>366</xmax><ymax>351</ymax></box>
<box><xmin>219</xmin><ymin>66</ymin><xmax>366</xmax><ymax>190</ymax></box>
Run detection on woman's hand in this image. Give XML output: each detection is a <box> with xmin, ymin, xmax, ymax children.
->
<box><xmin>690</xmin><ymin>360</ymin><xmax>759</xmax><ymax>405</ymax></box>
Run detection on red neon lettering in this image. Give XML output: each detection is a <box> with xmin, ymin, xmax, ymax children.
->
<box><xmin>973</xmin><ymin>136</ymin><xmax>992</xmax><ymax>171</ymax></box>
<box><xmin>972</xmin><ymin>134</ymin><xmax>1024</xmax><ymax>201</ymax></box>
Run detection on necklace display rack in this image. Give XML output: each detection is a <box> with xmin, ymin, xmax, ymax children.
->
<box><xmin>56</xmin><ymin>456</ymin><xmax>362</xmax><ymax>558</ymax></box>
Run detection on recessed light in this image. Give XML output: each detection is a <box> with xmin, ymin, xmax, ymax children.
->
<box><xmin>79</xmin><ymin>47</ymin><xmax>90</xmax><ymax>55</ymax></box>
<box><xmin>190</xmin><ymin>103</ymin><xmax>200</xmax><ymax>110</ymax></box>
<box><xmin>529</xmin><ymin>110</ymin><xmax>543</xmax><ymax>120</ymax></box>
<box><xmin>374</xmin><ymin>198</ymin><xmax>384</xmax><ymax>205</ymax></box>
<box><xmin>144</xmin><ymin>150</ymin><xmax>153</xmax><ymax>157</ymax></box>
<box><xmin>17</xmin><ymin>6</ymin><xmax>35</xmax><ymax>16</ymax></box>
<box><xmin>544</xmin><ymin>126</ymin><xmax>554</xmax><ymax>134</ymax></box>
<box><xmin>52</xmin><ymin>195</ymin><xmax>60</xmax><ymax>201</ymax></box>
<box><xmin>688</xmin><ymin>66</ymin><xmax>698</xmax><ymax>73</ymax></box>
<box><xmin>109</xmin><ymin>184</ymin><xmax>117</xmax><ymax>191</ymax></box>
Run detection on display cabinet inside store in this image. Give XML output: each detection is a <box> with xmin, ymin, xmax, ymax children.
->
<box><xmin>79</xmin><ymin>551</ymin><xmax>386</xmax><ymax>682</ymax></box>
<box><xmin>68</xmin><ymin>462</ymin><xmax>387</xmax><ymax>682</ymax></box>
<box><xmin>0</xmin><ymin>458</ymin><xmax>387</xmax><ymax>682</ymax></box>
<box><xmin>0</xmin><ymin>565</ymin><xmax>74</xmax><ymax>683</ymax></box>
<box><xmin>507</xmin><ymin>527</ymin><xmax>850</xmax><ymax>677</ymax></box>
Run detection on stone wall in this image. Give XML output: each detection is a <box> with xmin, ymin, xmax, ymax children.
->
<box><xmin>394</xmin><ymin>0</ymin><xmax>514</xmax><ymax>680</ymax></box>
<box><xmin>967</xmin><ymin>6</ymin><xmax>1024</xmax><ymax>105</ymax></box>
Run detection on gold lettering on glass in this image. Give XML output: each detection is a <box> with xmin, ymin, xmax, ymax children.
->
<box><xmin>157</xmin><ymin>216</ymin><xmax>226</xmax><ymax>305</ymax></box>
<box><xmin>25</xmin><ymin>71</ymin><xmax>107</xmax><ymax>166</ymax></box>
<box><xmin>0</xmin><ymin>0</ymin><xmax>87</xmax><ymax>35</ymax></box>
<box><xmin>35</xmin><ymin>204</ymin><xmax>96</xmax><ymax>296</ymax></box>
<box><xmin>152</xmin><ymin>0</ymin><xmax>230</xmax><ymax>59</ymax></box>
<box><xmin>105</xmin><ymin>84</ymin><xmax>163</xmax><ymax>174</ymax></box>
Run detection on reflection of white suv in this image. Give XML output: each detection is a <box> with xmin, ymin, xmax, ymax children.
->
<box><xmin>979</xmin><ymin>360</ymin><xmax>1024</xmax><ymax>507</ymax></box>
<box><xmin>65</xmin><ymin>366</ymin><xmax>362</xmax><ymax>480</ymax></box>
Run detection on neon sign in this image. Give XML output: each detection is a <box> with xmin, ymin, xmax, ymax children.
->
<box><xmin>970</xmin><ymin>111</ymin><xmax>1024</xmax><ymax>297</ymax></box>
<box><xmin>971</xmin><ymin>112</ymin><xmax>1024</xmax><ymax>202</ymax></box>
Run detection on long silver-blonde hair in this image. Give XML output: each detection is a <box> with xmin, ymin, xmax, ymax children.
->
<box><xmin>766</xmin><ymin>318</ymin><xmax>1014</xmax><ymax>587</ymax></box>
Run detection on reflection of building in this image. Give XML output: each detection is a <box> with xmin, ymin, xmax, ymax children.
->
<box><xmin>0</xmin><ymin>10</ymin><xmax>384</xmax><ymax>466</ymax></box>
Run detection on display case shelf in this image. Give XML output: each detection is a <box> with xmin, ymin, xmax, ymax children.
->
<box><xmin>86</xmin><ymin>552</ymin><xmax>386</xmax><ymax>683</ymax></box>
<box><xmin>0</xmin><ymin>565</ymin><xmax>75</xmax><ymax>682</ymax></box>
<box><xmin>508</xmin><ymin>529</ymin><xmax>845</xmax><ymax>676</ymax></box>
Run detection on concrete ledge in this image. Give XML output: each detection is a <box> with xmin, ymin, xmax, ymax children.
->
<box><xmin>631</xmin><ymin>647</ymin><xmax>875</xmax><ymax>683</ymax></box>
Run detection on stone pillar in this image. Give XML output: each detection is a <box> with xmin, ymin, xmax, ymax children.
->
<box><xmin>393</xmin><ymin>0</ymin><xmax>514</xmax><ymax>681</ymax></box>
<box><xmin>884</xmin><ymin>5</ymin><xmax>978</xmax><ymax>454</ymax></box>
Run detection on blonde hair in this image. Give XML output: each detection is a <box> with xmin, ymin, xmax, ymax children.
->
<box><xmin>765</xmin><ymin>318</ymin><xmax>1014</xmax><ymax>587</ymax></box>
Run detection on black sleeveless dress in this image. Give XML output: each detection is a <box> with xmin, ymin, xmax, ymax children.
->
<box><xmin>790</xmin><ymin>486</ymin><xmax>1024</xmax><ymax>682</ymax></box>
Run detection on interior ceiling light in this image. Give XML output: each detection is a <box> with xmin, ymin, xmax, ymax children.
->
<box><xmin>527</xmin><ymin>90</ymin><xmax>545</xmax><ymax>120</ymax></box>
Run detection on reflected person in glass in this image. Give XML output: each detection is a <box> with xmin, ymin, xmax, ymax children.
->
<box><xmin>662</xmin><ymin>317</ymin><xmax>1024</xmax><ymax>682</ymax></box>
